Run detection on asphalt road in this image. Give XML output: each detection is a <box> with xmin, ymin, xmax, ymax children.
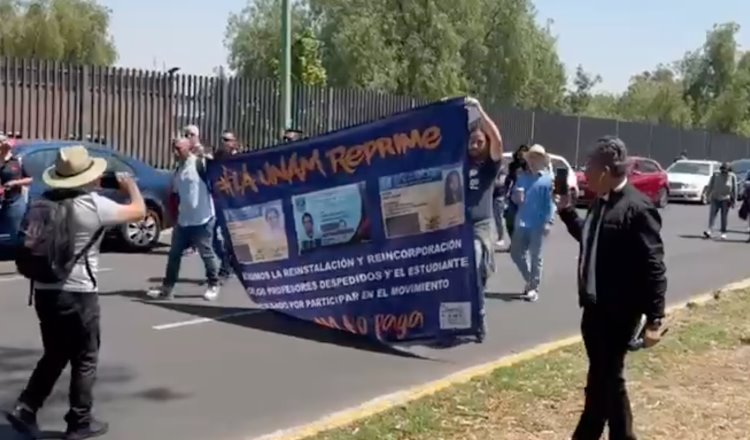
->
<box><xmin>1</xmin><ymin>203</ymin><xmax>749</xmax><ymax>440</ymax></box>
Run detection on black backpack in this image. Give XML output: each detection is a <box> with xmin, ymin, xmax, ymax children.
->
<box><xmin>15</xmin><ymin>191</ymin><xmax>104</xmax><ymax>285</ymax></box>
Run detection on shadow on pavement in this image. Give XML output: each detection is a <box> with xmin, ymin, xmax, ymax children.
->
<box><xmin>679</xmin><ymin>233</ymin><xmax>749</xmax><ymax>243</ymax></box>
<box><xmin>100</xmin><ymin>241</ymin><xmax>169</xmax><ymax>255</ymax></box>
<box><xmin>112</xmin><ymin>293</ymin><xmax>430</xmax><ymax>359</ymax></box>
<box><xmin>484</xmin><ymin>292</ymin><xmax>527</xmax><ymax>302</ymax></box>
<box><xmin>679</xmin><ymin>234</ymin><xmax>708</xmax><ymax>240</ymax></box>
<box><xmin>147</xmin><ymin>277</ymin><xmax>204</xmax><ymax>286</ymax></box>
<box><xmin>0</xmin><ymin>420</ymin><xmax>64</xmax><ymax>439</ymax></box>
<box><xmin>0</xmin><ymin>346</ymin><xmax>191</xmax><ymax>423</ymax></box>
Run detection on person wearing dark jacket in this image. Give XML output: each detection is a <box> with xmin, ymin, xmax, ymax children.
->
<box><xmin>556</xmin><ymin>136</ymin><xmax>667</xmax><ymax>440</ymax></box>
<box><xmin>503</xmin><ymin>144</ymin><xmax>529</xmax><ymax>239</ymax></box>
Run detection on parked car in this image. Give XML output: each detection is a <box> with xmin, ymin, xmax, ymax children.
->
<box><xmin>575</xmin><ymin>156</ymin><xmax>670</xmax><ymax>208</ymax></box>
<box><xmin>666</xmin><ymin>159</ymin><xmax>720</xmax><ymax>204</ymax></box>
<box><xmin>729</xmin><ymin>159</ymin><xmax>750</xmax><ymax>200</ymax></box>
<box><xmin>0</xmin><ymin>140</ymin><xmax>173</xmax><ymax>252</ymax></box>
<box><xmin>501</xmin><ymin>152</ymin><xmax>579</xmax><ymax>200</ymax></box>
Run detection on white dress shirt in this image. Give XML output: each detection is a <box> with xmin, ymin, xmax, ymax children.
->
<box><xmin>580</xmin><ymin>179</ymin><xmax>627</xmax><ymax>298</ymax></box>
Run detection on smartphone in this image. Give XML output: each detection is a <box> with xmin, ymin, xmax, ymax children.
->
<box><xmin>99</xmin><ymin>172</ymin><xmax>118</xmax><ymax>189</ymax></box>
<box><xmin>554</xmin><ymin>167</ymin><xmax>569</xmax><ymax>195</ymax></box>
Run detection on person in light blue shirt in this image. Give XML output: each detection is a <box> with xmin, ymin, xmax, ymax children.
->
<box><xmin>509</xmin><ymin>144</ymin><xmax>555</xmax><ymax>302</ymax></box>
<box><xmin>147</xmin><ymin>137</ymin><xmax>222</xmax><ymax>302</ymax></box>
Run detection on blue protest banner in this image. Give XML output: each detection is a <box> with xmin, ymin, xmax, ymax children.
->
<box><xmin>207</xmin><ymin>98</ymin><xmax>483</xmax><ymax>344</ymax></box>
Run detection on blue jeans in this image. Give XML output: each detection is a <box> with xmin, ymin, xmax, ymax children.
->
<box><xmin>708</xmin><ymin>199</ymin><xmax>730</xmax><ymax>233</ymax></box>
<box><xmin>164</xmin><ymin>218</ymin><xmax>220</xmax><ymax>288</ymax></box>
<box><xmin>510</xmin><ymin>226</ymin><xmax>546</xmax><ymax>291</ymax></box>
<box><xmin>213</xmin><ymin>221</ymin><xmax>231</xmax><ymax>278</ymax></box>
<box><xmin>0</xmin><ymin>198</ymin><xmax>26</xmax><ymax>248</ymax></box>
<box><xmin>492</xmin><ymin>196</ymin><xmax>506</xmax><ymax>243</ymax></box>
<box><xmin>473</xmin><ymin>219</ymin><xmax>495</xmax><ymax>341</ymax></box>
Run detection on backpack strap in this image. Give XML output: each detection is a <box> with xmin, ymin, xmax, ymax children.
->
<box><xmin>75</xmin><ymin>227</ymin><xmax>106</xmax><ymax>288</ymax></box>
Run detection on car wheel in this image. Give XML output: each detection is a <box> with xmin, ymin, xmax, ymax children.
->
<box><xmin>700</xmin><ymin>187</ymin><xmax>709</xmax><ymax>205</ymax></box>
<box><xmin>121</xmin><ymin>208</ymin><xmax>161</xmax><ymax>251</ymax></box>
<box><xmin>655</xmin><ymin>188</ymin><xmax>668</xmax><ymax>208</ymax></box>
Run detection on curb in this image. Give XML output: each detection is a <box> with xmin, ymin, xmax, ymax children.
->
<box><xmin>249</xmin><ymin>277</ymin><xmax>750</xmax><ymax>440</ymax></box>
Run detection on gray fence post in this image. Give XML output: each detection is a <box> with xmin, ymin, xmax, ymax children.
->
<box><xmin>573</xmin><ymin>115</ymin><xmax>581</xmax><ymax>166</ymax></box>
<box><xmin>530</xmin><ymin>111</ymin><xmax>536</xmax><ymax>142</ymax></box>
<box><xmin>219</xmin><ymin>67</ymin><xmax>228</xmax><ymax>139</ymax></box>
<box><xmin>326</xmin><ymin>87</ymin><xmax>334</xmax><ymax>132</ymax></box>
<box><xmin>647</xmin><ymin>124</ymin><xmax>654</xmax><ymax>159</ymax></box>
<box><xmin>703</xmin><ymin>131</ymin><xmax>709</xmax><ymax>158</ymax></box>
<box><xmin>78</xmin><ymin>64</ymin><xmax>89</xmax><ymax>139</ymax></box>
<box><xmin>615</xmin><ymin>119</ymin><xmax>620</xmax><ymax>137</ymax></box>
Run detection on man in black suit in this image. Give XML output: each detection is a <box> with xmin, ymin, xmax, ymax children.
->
<box><xmin>556</xmin><ymin>136</ymin><xmax>667</xmax><ymax>440</ymax></box>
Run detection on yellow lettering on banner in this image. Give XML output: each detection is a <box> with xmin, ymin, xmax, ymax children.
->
<box><xmin>213</xmin><ymin>125</ymin><xmax>443</xmax><ymax>196</ymax></box>
<box><xmin>327</xmin><ymin>126</ymin><xmax>443</xmax><ymax>174</ymax></box>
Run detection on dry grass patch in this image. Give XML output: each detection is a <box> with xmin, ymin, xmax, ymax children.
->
<box><xmin>310</xmin><ymin>289</ymin><xmax>750</xmax><ymax>440</ymax></box>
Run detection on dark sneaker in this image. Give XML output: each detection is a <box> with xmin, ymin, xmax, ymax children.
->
<box><xmin>4</xmin><ymin>405</ymin><xmax>39</xmax><ymax>437</ymax></box>
<box><xmin>65</xmin><ymin>419</ymin><xmax>109</xmax><ymax>440</ymax></box>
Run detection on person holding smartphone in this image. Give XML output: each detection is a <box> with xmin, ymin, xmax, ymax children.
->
<box><xmin>5</xmin><ymin>145</ymin><xmax>146</xmax><ymax>439</ymax></box>
<box><xmin>556</xmin><ymin>136</ymin><xmax>667</xmax><ymax>440</ymax></box>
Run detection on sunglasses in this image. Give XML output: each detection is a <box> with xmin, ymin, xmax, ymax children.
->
<box><xmin>184</xmin><ymin>132</ymin><xmax>195</xmax><ymax>138</ymax></box>
<box><xmin>222</xmin><ymin>137</ymin><xmax>233</xmax><ymax>142</ymax></box>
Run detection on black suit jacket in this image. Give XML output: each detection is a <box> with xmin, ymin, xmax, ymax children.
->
<box><xmin>559</xmin><ymin>183</ymin><xmax>667</xmax><ymax>324</ymax></box>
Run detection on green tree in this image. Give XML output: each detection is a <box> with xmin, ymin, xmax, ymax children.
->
<box><xmin>226</xmin><ymin>0</ymin><xmax>327</xmax><ymax>85</ymax></box>
<box><xmin>565</xmin><ymin>65</ymin><xmax>602</xmax><ymax>114</ymax></box>
<box><xmin>618</xmin><ymin>67</ymin><xmax>692</xmax><ymax>128</ymax></box>
<box><xmin>226</xmin><ymin>0</ymin><xmax>565</xmax><ymax>107</ymax></box>
<box><xmin>680</xmin><ymin>22</ymin><xmax>741</xmax><ymax>127</ymax></box>
<box><xmin>0</xmin><ymin>0</ymin><xmax>115</xmax><ymax>65</ymax></box>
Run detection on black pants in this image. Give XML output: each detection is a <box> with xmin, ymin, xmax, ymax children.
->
<box><xmin>18</xmin><ymin>290</ymin><xmax>101</xmax><ymax>428</ymax></box>
<box><xmin>573</xmin><ymin>305</ymin><xmax>640</xmax><ymax>440</ymax></box>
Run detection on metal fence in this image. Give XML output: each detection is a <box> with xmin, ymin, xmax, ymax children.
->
<box><xmin>1</xmin><ymin>57</ymin><xmax>749</xmax><ymax>169</ymax></box>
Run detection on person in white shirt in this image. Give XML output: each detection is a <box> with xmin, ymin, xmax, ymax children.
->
<box><xmin>147</xmin><ymin>137</ymin><xmax>221</xmax><ymax>301</ymax></box>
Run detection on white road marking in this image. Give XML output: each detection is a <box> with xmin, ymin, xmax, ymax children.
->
<box><xmin>152</xmin><ymin>310</ymin><xmax>262</xmax><ymax>330</ymax></box>
<box><xmin>0</xmin><ymin>267</ymin><xmax>114</xmax><ymax>283</ymax></box>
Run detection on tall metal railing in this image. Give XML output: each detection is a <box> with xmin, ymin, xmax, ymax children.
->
<box><xmin>1</xmin><ymin>57</ymin><xmax>748</xmax><ymax>169</ymax></box>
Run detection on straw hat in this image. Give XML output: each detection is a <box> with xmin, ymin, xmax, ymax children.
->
<box><xmin>42</xmin><ymin>145</ymin><xmax>107</xmax><ymax>189</ymax></box>
<box><xmin>523</xmin><ymin>144</ymin><xmax>548</xmax><ymax>159</ymax></box>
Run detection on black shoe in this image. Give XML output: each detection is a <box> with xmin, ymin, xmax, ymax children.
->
<box><xmin>4</xmin><ymin>405</ymin><xmax>39</xmax><ymax>437</ymax></box>
<box><xmin>65</xmin><ymin>419</ymin><xmax>109</xmax><ymax>440</ymax></box>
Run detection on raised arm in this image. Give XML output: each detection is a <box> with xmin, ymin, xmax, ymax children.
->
<box><xmin>466</xmin><ymin>97</ymin><xmax>503</xmax><ymax>162</ymax></box>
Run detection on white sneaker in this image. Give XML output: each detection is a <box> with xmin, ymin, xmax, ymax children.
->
<box><xmin>720</xmin><ymin>233</ymin><xmax>727</xmax><ymax>240</ymax></box>
<box><xmin>203</xmin><ymin>285</ymin><xmax>220</xmax><ymax>301</ymax></box>
<box><xmin>703</xmin><ymin>230</ymin><xmax>711</xmax><ymax>239</ymax></box>
<box><xmin>523</xmin><ymin>289</ymin><xmax>539</xmax><ymax>302</ymax></box>
<box><xmin>495</xmin><ymin>240</ymin><xmax>506</xmax><ymax>248</ymax></box>
<box><xmin>147</xmin><ymin>286</ymin><xmax>174</xmax><ymax>300</ymax></box>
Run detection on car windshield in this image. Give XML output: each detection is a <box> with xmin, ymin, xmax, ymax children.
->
<box><xmin>667</xmin><ymin>162</ymin><xmax>712</xmax><ymax>176</ymax></box>
<box><xmin>730</xmin><ymin>160</ymin><xmax>750</xmax><ymax>174</ymax></box>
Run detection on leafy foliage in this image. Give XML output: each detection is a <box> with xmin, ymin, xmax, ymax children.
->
<box><xmin>225</xmin><ymin>4</ymin><xmax>750</xmax><ymax>137</ymax></box>
<box><xmin>0</xmin><ymin>0</ymin><xmax>116</xmax><ymax>65</ymax></box>
<box><xmin>226</xmin><ymin>0</ymin><xmax>566</xmax><ymax>105</ymax></box>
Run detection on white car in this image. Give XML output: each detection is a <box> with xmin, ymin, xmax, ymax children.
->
<box><xmin>501</xmin><ymin>152</ymin><xmax>579</xmax><ymax>199</ymax></box>
<box><xmin>666</xmin><ymin>160</ymin><xmax>720</xmax><ymax>204</ymax></box>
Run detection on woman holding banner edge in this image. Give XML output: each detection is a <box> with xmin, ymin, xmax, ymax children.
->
<box><xmin>465</xmin><ymin>97</ymin><xmax>503</xmax><ymax>342</ymax></box>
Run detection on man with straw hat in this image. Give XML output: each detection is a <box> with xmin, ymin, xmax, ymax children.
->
<box><xmin>5</xmin><ymin>145</ymin><xmax>146</xmax><ymax>440</ymax></box>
